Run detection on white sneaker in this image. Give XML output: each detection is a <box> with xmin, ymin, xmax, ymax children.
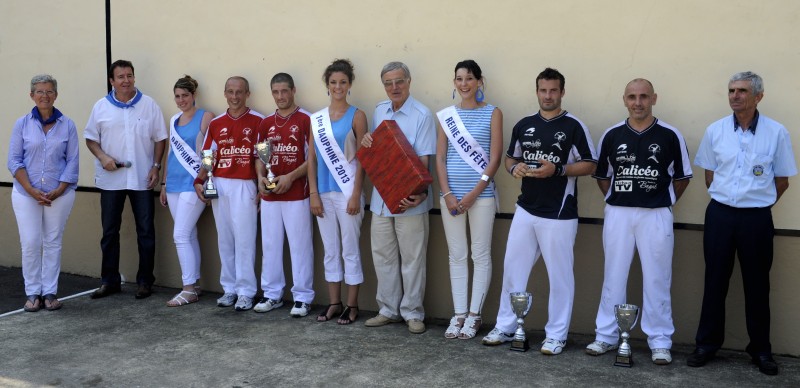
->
<box><xmin>290</xmin><ymin>301</ymin><xmax>310</xmax><ymax>317</ymax></box>
<box><xmin>216</xmin><ymin>293</ymin><xmax>237</xmax><ymax>307</ymax></box>
<box><xmin>651</xmin><ymin>348</ymin><xmax>672</xmax><ymax>365</ymax></box>
<box><xmin>540</xmin><ymin>338</ymin><xmax>566</xmax><ymax>355</ymax></box>
<box><xmin>234</xmin><ymin>295</ymin><xmax>253</xmax><ymax>311</ymax></box>
<box><xmin>585</xmin><ymin>340</ymin><xmax>619</xmax><ymax>355</ymax></box>
<box><xmin>481</xmin><ymin>327</ymin><xmax>514</xmax><ymax>346</ymax></box>
<box><xmin>254</xmin><ymin>297</ymin><xmax>283</xmax><ymax>313</ymax></box>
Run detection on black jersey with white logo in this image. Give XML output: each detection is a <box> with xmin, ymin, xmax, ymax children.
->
<box><xmin>593</xmin><ymin>118</ymin><xmax>692</xmax><ymax>208</ymax></box>
<box><xmin>506</xmin><ymin>111</ymin><xmax>597</xmax><ymax>219</ymax></box>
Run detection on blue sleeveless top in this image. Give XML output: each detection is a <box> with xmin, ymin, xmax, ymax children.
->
<box><xmin>445</xmin><ymin>104</ymin><xmax>495</xmax><ymax>199</ymax></box>
<box><xmin>316</xmin><ymin>106</ymin><xmax>356</xmax><ymax>194</ymax></box>
<box><xmin>166</xmin><ymin>109</ymin><xmax>204</xmax><ymax>193</ymax></box>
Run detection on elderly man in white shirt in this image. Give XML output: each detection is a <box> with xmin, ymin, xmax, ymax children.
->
<box><xmin>361</xmin><ymin>62</ymin><xmax>436</xmax><ymax>334</ymax></box>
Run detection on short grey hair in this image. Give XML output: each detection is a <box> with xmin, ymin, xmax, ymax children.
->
<box><xmin>30</xmin><ymin>74</ymin><xmax>58</xmax><ymax>93</ymax></box>
<box><xmin>729</xmin><ymin>71</ymin><xmax>763</xmax><ymax>95</ymax></box>
<box><xmin>380</xmin><ymin>61</ymin><xmax>411</xmax><ymax>79</ymax></box>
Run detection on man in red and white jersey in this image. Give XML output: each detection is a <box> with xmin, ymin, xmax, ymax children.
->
<box><xmin>193</xmin><ymin>76</ymin><xmax>264</xmax><ymax>311</ymax></box>
<box><xmin>253</xmin><ymin>73</ymin><xmax>315</xmax><ymax>317</ymax></box>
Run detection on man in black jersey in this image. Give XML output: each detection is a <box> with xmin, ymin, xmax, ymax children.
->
<box><xmin>586</xmin><ymin>78</ymin><xmax>692</xmax><ymax>365</ymax></box>
<box><xmin>481</xmin><ymin>68</ymin><xmax>596</xmax><ymax>355</ymax></box>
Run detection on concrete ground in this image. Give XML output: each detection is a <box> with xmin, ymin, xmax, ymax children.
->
<box><xmin>1</xmin><ymin>266</ymin><xmax>798</xmax><ymax>388</ymax></box>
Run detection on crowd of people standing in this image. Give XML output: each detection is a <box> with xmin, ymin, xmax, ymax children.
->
<box><xmin>7</xmin><ymin>59</ymin><xmax>795</xmax><ymax>376</ymax></box>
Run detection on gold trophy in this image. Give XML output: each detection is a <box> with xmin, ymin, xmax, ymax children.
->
<box><xmin>200</xmin><ymin>149</ymin><xmax>218</xmax><ymax>199</ymax></box>
<box><xmin>509</xmin><ymin>292</ymin><xmax>533</xmax><ymax>352</ymax></box>
<box><xmin>255</xmin><ymin>139</ymin><xmax>277</xmax><ymax>191</ymax></box>
<box><xmin>613</xmin><ymin>304</ymin><xmax>640</xmax><ymax>367</ymax></box>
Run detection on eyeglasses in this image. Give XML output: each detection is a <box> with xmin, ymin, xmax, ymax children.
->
<box><xmin>382</xmin><ymin>78</ymin><xmax>408</xmax><ymax>88</ymax></box>
<box><xmin>34</xmin><ymin>90</ymin><xmax>56</xmax><ymax>96</ymax></box>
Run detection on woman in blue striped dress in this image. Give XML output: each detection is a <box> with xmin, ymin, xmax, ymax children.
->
<box><xmin>435</xmin><ymin>60</ymin><xmax>503</xmax><ymax>339</ymax></box>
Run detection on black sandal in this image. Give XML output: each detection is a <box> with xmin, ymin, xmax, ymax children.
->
<box><xmin>43</xmin><ymin>294</ymin><xmax>62</xmax><ymax>311</ymax></box>
<box><xmin>23</xmin><ymin>295</ymin><xmax>41</xmax><ymax>312</ymax></box>
<box><xmin>317</xmin><ymin>302</ymin><xmax>343</xmax><ymax>322</ymax></box>
<box><xmin>337</xmin><ymin>305</ymin><xmax>359</xmax><ymax>325</ymax></box>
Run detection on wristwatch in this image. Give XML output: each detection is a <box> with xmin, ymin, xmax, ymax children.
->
<box><xmin>152</xmin><ymin>163</ymin><xmax>162</xmax><ymax>170</ymax></box>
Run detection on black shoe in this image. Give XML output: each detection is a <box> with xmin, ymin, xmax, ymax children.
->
<box><xmin>90</xmin><ymin>284</ymin><xmax>121</xmax><ymax>299</ymax></box>
<box><xmin>752</xmin><ymin>354</ymin><xmax>779</xmax><ymax>375</ymax></box>
<box><xmin>135</xmin><ymin>284</ymin><xmax>153</xmax><ymax>299</ymax></box>
<box><xmin>687</xmin><ymin>347</ymin><xmax>716</xmax><ymax>367</ymax></box>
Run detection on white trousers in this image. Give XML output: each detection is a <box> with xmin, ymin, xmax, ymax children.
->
<box><xmin>593</xmin><ymin>205</ymin><xmax>674</xmax><ymax>349</ymax></box>
<box><xmin>440</xmin><ymin>196</ymin><xmax>494</xmax><ymax>315</ymax></box>
<box><xmin>211</xmin><ymin>177</ymin><xmax>258</xmax><ymax>296</ymax></box>
<box><xmin>371</xmin><ymin>212</ymin><xmax>429</xmax><ymax>321</ymax></box>
<box><xmin>12</xmin><ymin>188</ymin><xmax>75</xmax><ymax>296</ymax></box>
<box><xmin>495</xmin><ymin>206</ymin><xmax>577</xmax><ymax>341</ymax></box>
<box><xmin>316</xmin><ymin>192</ymin><xmax>364</xmax><ymax>285</ymax></box>
<box><xmin>260</xmin><ymin>198</ymin><xmax>315</xmax><ymax>303</ymax></box>
<box><xmin>166</xmin><ymin>192</ymin><xmax>205</xmax><ymax>286</ymax></box>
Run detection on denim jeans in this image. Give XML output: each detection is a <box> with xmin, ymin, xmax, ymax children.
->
<box><xmin>100</xmin><ymin>190</ymin><xmax>156</xmax><ymax>286</ymax></box>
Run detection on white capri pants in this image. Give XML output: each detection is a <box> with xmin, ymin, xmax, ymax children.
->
<box><xmin>211</xmin><ymin>177</ymin><xmax>258</xmax><ymax>297</ymax></box>
<box><xmin>166</xmin><ymin>192</ymin><xmax>206</xmax><ymax>286</ymax></box>
<box><xmin>260</xmin><ymin>198</ymin><xmax>314</xmax><ymax>303</ymax></box>
<box><xmin>440</xmin><ymin>196</ymin><xmax>495</xmax><ymax>315</ymax></box>
<box><xmin>12</xmin><ymin>188</ymin><xmax>75</xmax><ymax>296</ymax></box>
<box><xmin>593</xmin><ymin>204</ymin><xmax>674</xmax><ymax>350</ymax></box>
<box><xmin>316</xmin><ymin>191</ymin><xmax>364</xmax><ymax>285</ymax></box>
<box><xmin>495</xmin><ymin>206</ymin><xmax>577</xmax><ymax>341</ymax></box>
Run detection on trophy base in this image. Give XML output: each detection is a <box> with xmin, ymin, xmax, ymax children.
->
<box><xmin>265</xmin><ymin>183</ymin><xmax>277</xmax><ymax>191</ymax></box>
<box><xmin>203</xmin><ymin>189</ymin><xmax>218</xmax><ymax>199</ymax></box>
<box><xmin>510</xmin><ymin>339</ymin><xmax>529</xmax><ymax>352</ymax></box>
<box><xmin>613</xmin><ymin>354</ymin><xmax>633</xmax><ymax>367</ymax></box>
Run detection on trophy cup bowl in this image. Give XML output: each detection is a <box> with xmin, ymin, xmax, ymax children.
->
<box><xmin>255</xmin><ymin>139</ymin><xmax>277</xmax><ymax>191</ymax></box>
<box><xmin>201</xmin><ymin>149</ymin><xmax>218</xmax><ymax>199</ymax></box>
<box><xmin>613</xmin><ymin>303</ymin><xmax>640</xmax><ymax>367</ymax></box>
<box><xmin>509</xmin><ymin>292</ymin><xmax>533</xmax><ymax>352</ymax></box>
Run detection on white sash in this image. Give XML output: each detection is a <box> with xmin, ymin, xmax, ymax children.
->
<box><xmin>311</xmin><ymin>107</ymin><xmax>356</xmax><ymax>198</ymax></box>
<box><xmin>169</xmin><ymin>112</ymin><xmax>202</xmax><ymax>177</ymax></box>
<box><xmin>436</xmin><ymin>105</ymin><xmax>499</xmax><ymax>211</ymax></box>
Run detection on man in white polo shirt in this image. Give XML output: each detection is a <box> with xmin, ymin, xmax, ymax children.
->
<box><xmin>85</xmin><ymin>59</ymin><xmax>167</xmax><ymax>300</ymax></box>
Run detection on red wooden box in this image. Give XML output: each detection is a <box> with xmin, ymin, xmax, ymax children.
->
<box><xmin>357</xmin><ymin>120</ymin><xmax>433</xmax><ymax>214</ymax></box>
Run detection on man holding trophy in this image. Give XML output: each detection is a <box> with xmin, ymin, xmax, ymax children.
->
<box><xmin>193</xmin><ymin>76</ymin><xmax>265</xmax><ymax>311</ymax></box>
<box><xmin>253</xmin><ymin>73</ymin><xmax>315</xmax><ymax>318</ymax></box>
<box><xmin>587</xmin><ymin>78</ymin><xmax>692</xmax><ymax>365</ymax></box>
<box><xmin>481</xmin><ymin>68</ymin><xmax>596</xmax><ymax>355</ymax></box>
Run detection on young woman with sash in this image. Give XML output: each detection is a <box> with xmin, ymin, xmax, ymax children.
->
<box><xmin>435</xmin><ymin>60</ymin><xmax>503</xmax><ymax>339</ymax></box>
<box><xmin>160</xmin><ymin>75</ymin><xmax>214</xmax><ymax>306</ymax></box>
<box><xmin>308</xmin><ymin>59</ymin><xmax>368</xmax><ymax>325</ymax></box>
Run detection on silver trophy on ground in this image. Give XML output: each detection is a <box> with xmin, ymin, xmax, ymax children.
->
<box><xmin>613</xmin><ymin>303</ymin><xmax>640</xmax><ymax>367</ymax></box>
<box><xmin>509</xmin><ymin>292</ymin><xmax>533</xmax><ymax>352</ymax></box>
<box><xmin>200</xmin><ymin>149</ymin><xmax>218</xmax><ymax>199</ymax></box>
<box><xmin>255</xmin><ymin>139</ymin><xmax>277</xmax><ymax>191</ymax></box>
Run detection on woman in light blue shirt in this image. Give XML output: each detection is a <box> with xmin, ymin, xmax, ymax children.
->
<box><xmin>307</xmin><ymin>59</ymin><xmax>367</xmax><ymax>325</ymax></box>
<box><xmin>159</xmin><ymin>75</ymin><xmax>214</xmax><ymax>307</ymax></box>
<box><xmin>7</xmin><ymin>74</ymin><xmax>79</xmax><ymax>312</ymax></box>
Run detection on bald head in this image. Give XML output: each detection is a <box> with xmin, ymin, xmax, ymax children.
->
<box><xmin>623</xmin><ymin>78</ymin><xmax>657</xmax><ymax>128</ymax></box>
<box><xmin>625</xmin><ymin>78</ymin><xmax>655</xmax><ymax>94</ymax></box>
